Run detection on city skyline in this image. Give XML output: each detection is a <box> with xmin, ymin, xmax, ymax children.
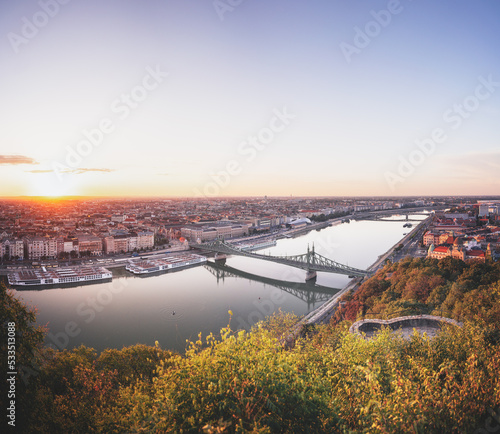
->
<box><xmin>1</xmin><ymin>0</ymin><xmax>500</xmax><ymax>198</ymax></box>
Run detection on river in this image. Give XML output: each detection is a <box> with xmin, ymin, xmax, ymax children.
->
<box><xmin>13</xmin><ymin>216</ymin><xmax>426</xmax><ymax>354</ymax></box>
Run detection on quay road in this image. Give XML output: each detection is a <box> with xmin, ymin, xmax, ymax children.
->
<box><xmin>368</xmin><ymin>216</ymin><xmax>432</xmax><ymax>271</ymax></box>
<box><xmin>391</xmin><ymin>219</ymin><xmax>431</xmax><ymax>262</ymax></box>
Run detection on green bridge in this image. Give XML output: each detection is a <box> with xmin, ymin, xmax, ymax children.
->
<box><xmin>190</xmin><ymin>239</ymin><xmax>368</xmax><ymax>281</ymax></box>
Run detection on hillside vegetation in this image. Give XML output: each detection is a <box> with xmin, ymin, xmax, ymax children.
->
<box><xmin>1</xmin><ymin>258</ymin><xmax>499</xmax><ymax>433</ymax></box>
<box><xmin>333</xmin><ymin>257</ymin><xmax>500</xmax><ymax>328</ymax></box>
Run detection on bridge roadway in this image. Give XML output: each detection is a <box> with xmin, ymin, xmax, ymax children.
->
<box><xmin>190</xmin><ymin>239</ymin><xmax>368</xmax><ymax>280</ymax></box>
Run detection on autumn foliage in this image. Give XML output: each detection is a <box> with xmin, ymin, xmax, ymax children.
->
<box><xmin>334</xmin><ymin>257</ymin><xmax>500</xmax><ymax>327</ymax></box>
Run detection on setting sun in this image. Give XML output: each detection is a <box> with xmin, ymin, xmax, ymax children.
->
<box><xmin>27</xmin><ymin>173</ymin><xmax>77</xmax><ymax>198</ymax></box>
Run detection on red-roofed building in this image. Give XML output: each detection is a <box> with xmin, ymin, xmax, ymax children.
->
<box><xmin>428</xmin><ymin>244</ymin><xmax>487</xmax><ymax>262</ymax></box>
<box><xmin>438</xmin><ymin>233</ymin><xmax>454</xmax><ymax>245</ymax></box>
<box><xmin>466</xmin><ymin>249</ymin><xmax>486</xmax><ymax>262</ymax></box>
<box><xmin>428</xmin><ymin>245</ymin><xmax>450</xmax><ymax>259</ymax></box>
<box><xmin>123</xmin><ymin>217</ymin><xmax>137</xmax><ymax>224</ymax></box>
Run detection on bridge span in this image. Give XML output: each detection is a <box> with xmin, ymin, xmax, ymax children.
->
<box><xmin>190</xmin><ymin>239</ymin><xmax>368</xmax><ymax>281</ymax></box>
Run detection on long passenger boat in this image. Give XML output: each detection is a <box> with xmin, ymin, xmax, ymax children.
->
<box><xmin>8</xmin><ymin>266</ymin><xmax>113</xmax><ymax>287</ymax></box>
<box><xmin>238</xmin><ymin>239</ymin><xmax>277</xmax><ymax>251</ymax></box>
<box><xmin>125</xmin><ymin>253</ymin><xmax>206</xmax><ymax>275</ymax></box>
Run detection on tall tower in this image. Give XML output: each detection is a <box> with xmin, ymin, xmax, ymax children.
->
<box><xmin>486</xmin><ymin>243</ymin><xmax>493</xmax><ymax>261</ymax></box>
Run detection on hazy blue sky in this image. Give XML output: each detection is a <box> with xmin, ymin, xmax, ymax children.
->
<box><xmin>1</xmin><ymin>0</ymin><xmax>499</xmax><ymax>197</ymax></box>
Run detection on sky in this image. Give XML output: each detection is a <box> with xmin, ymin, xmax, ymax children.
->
<box><xmin>0</xmin><ymin>0</ymin><xmax>499</xmax><ymax>198</ymax></box>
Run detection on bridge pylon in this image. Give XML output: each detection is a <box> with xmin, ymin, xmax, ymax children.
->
<box><xmin>215</xmin><ymin>252</ymin><xmax>227</xmax><ymax>261</ymax></box>
<box><xmin>305</xmin><ymin>270</ymin><xmax>317</xmax><ymax>281</ymax></box>
<box><xmin>305</xmin><ymin>244</ymin><xmax>317</xmax><ymax>281</ymax></box>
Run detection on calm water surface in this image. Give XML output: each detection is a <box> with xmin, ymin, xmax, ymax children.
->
<box><xmin>14</xmin><ymin>217</ymin><xmax>424</xmax><ymax>353</ymax></box>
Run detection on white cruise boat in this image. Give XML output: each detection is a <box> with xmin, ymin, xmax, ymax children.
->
<box><xmin>8</xmin><ymin>266</ymin><xmax>113</xmax><ymax>287</ymax></box>
<box><xmin>125</xmin><ymin>253</ymin><xmax>206</xmax><ymax>275</ymax></box>
<box><xmin>239</xmin><ymin>239</ymin><xmax>277</xmax><ymax>251</ymax></box>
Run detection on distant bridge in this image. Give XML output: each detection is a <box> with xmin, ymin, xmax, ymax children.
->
<box><xmin>190</xmin><ymin>239</ymin><xmax>368</xmax><ymax>281</ymax></box>
<box><xmin>204</xmin><ymin>261</ymin><xmax>340</xmax><ymax>308</ymax></box>
<box><xmin>353</xmin><ymin>211</ymin><xmax>433</xmax><ymax>222</ymax></box>
<box><xmin>369</xmin><ymin>217</ymin><xmax>427</xmax><ymax>222</ymax></box>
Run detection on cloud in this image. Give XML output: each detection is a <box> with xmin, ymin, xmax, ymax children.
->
<box><xmin>433</xmin><ymin>150</ymin><xmax>500</xmax><ymax>186</ymax></box>
<box><xmin>439</xmin><ymin>150</ymin><xmax>500</xmax><ymax>173</ymax></box>
<box><xmin>157</xmin><ymin>172</ymin><xmax>169</xmax><ymax>176</ymax></box>
<box><xmin>65</xmin><ymin>168</ymin><xmax>115</xmax><ymax>175</ymax></box>
<box><xmin>25</xmin><ymin>168</ymin><xmax>115</xmax><ymax>175</ymax></box>
<box><xmin>0</xmin><ymin>155</ymin><xmax>39</xmax><ymax>165</ymax></box>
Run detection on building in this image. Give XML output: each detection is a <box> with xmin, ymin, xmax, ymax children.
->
<box><xmin>466</xmin><ymin>249</ymin><xmax>486</xmax><ymax>262</ymax></box>
<box><xmin>427</xmin><ymin>243</ymin><xmax>486</xmax><ymax>262</ymax></box>
<box><xmin>439</xmin><ymin>233</ymin><xmax>455</xmax><ymax>245</ymax></box>
<box><xmin>289</xmin><ymin>218</ymin><xmax>311</xmax><ymax>229</ymax></box>
<box><xmin>103</xmin><ymin>236</ymin><xmax>115</xmax><ymax>254</ymax></box>
<box><xmin>181</xmin><ymin>223</ymin><xmax>248</xmax><ymax>242</ymax></box>
<box><xmin>444</xmin><ymin>213</ymin><xmax>470</xmax><ymax>220</ymax></box>
<box><xmin>0</xmin><ymin>239</ymin><xmax>24</xmax><ymax>260</ymax></box>
<box><xmin>251</xmin><ymin>216</ymin><xmax>286</xmax><ymax>231</ymax></box>
<box><xmin>64</xmin><ymin>238</ymin><xmax>78</xmax><ymax>254</ymax></box>
<box><xmin>128</xmin><ymin>233</ymin><xmax>137</xmax><ymax>251</ymax></box>
<box><xmin>113</xmin><ymin>235</ymin><xmax>129</xmax><ymax>253</ymax></box>
<box><xmin>423</xmin><ymin>231</ymin><xmax>440</xmax><ymax>246</ymax></box>
<box><xmin>427</xmin><ymin>245</ymin><xmax>450</xmax><ymax>260</ymax></box>
<box><xmin>479</xmin><ymin>204</ymin><xmax>490</xmax><ymax>217</ymax></box>
<box><xmin>55</xmin><ymin>237</ymin><xmax>78</xmax><ymax>257</ymax></box>
<box><xmin>137</xmin><ymin>231</ymin><xmax>154</xmax><ymax>249</ymax></box>
<box><xmin>77</xmin><ymin>235</ymin><xmax>103</xmax><ymax>256</ymax></box>
<box><xmin>24</xmin><ymin>236</ymin><xmax>58</xmax><ymax>260</ymax></box>
<box><xmin>111</xmin><ymin>214</ymin><xmax>125</xmax><ymax>223</ymax></box>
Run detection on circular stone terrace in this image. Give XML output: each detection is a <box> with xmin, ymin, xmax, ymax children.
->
<box><xmin>349</xmin><ymin>315</ymin><xmax>463</xmax><ymax>339</ymax></box>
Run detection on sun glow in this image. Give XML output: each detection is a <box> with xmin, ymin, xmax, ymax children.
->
<box><xmin>28</xmin><ymin>173</ymin><xmax>77</xmax><ymax>198</ymax></box>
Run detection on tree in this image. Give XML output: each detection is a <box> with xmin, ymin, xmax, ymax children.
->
<box><xmin>0</xmin><ymin>282</ymin><xmax>47</xmax><ymax>431</ymax></box>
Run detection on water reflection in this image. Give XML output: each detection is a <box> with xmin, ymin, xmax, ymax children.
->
<box><xmin>205</xmin><ymin>260</ymin><xmax>341</xmax><ymax>309</ymax></box>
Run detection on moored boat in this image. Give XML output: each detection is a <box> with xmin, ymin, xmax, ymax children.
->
<box><xmin>8</xmin><ymin>266</ymin><xmax>112</xmax><ymax>287</ymax></box>
<box><xmin>125</xmin><ymin>253</ymin><xmax>207</xmax><ymax>275</ymax></box>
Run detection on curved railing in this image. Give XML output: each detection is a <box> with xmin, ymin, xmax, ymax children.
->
<box><xmin>349</xmin><ymin>314</ymin><xmax>463</xmax><ymax>337</ymax></box>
